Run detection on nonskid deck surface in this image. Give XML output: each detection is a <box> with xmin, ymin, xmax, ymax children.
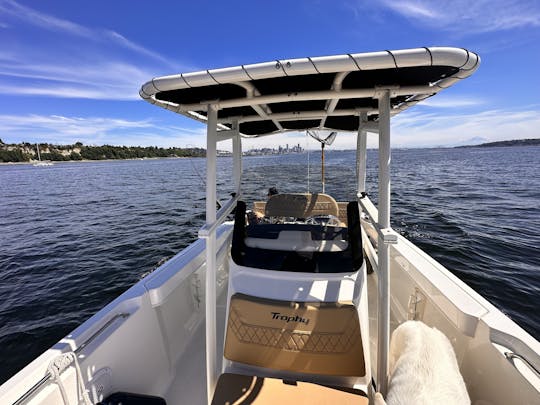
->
<box><xmin>164</xmin><ymin>289</ymin><xmax>228</xmax><ymax>404</ymax></box>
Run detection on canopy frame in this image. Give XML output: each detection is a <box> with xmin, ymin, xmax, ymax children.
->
<box><xmin>141</xmin><ymin>47</ymin><xmax>479</xmax><ymax>137</ymax></box>
<box><xmin>142</xmin><ymin>47</ymin><xmax>480</xmax><ymax>402</ymax></box>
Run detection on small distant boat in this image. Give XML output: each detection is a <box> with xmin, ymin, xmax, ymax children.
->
<box><xmin>33</xmin><ymin>144</ymin><xmax>53</xmax><ymax>167</ymax></box>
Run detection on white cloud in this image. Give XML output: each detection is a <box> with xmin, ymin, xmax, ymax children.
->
<box><xmin>0</xmin><ymin>114</ymin><xmax>205</xmax><ymax>147</ymax></box>
<box><xmin>391</xmin><ymin>108</ymin><xmax>540</xmax><ymax>147</ymax></box>
<box><xmin>0</xmin><ymin>0</ymin><xmax>93</xmax><ymax>37</ymax></box>
<box><xmin>105</xmin><ymin>30</ymin><xmax>179</xmax><ymax>70</ymax></box>
<box><xmin>1</xmin><ymin>114</ymin><xmax>151</xmax><ymax>133</ymax></box>
<box><xmin>0</xmin><ymin>1</ymin><xmax>184</xmax><ymax>100</ymax></box>
<box><xmin>1</xmin><ymin>107</ymin><xmax>538</xmax><ymax>149</ymax></box>
<box><xmin>376</xmin><ymin>0</ymin><xmax>540</xmax><ymax>33</ymax></box>
<box><xmin>236</xmin><ymin>108</ymin><xmax>540</xmax><ymax>150</ymax></box>
<box><xmin>0</xmin><ymin>84</ymin><xmax>132</xmax><ymax>99</ymax></box>
<box><xmin>383</xmin><ymin>1</ymin><xmax>439</xmax><ymax>19</ymax></box>
<box><xmin>419</xmin><ymin>95</ymin><xmax>484</xmax><ymax>108</ymax></box>
<box><xmin>0</xmin><ymin>1</ymin><xmax>178</xmax><ymax>67</ymax></box>
<box><xmin>0</xmin><ymin>60</ymin><xmax>156</xmax><ymax>100</ymax></box>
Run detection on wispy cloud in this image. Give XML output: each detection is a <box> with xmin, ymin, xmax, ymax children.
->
<box><xmin>232</xmin><ymin>108</ymin><xmax>540</xmax><ymax>150</ymax></box>
<box><xmin>0</xmin><ymin>114</ymin><xmax>206</xmax><ymax>147</ymax></box>
<box><xmin>0</xmin><ymin>60</ymin><xmax>155</xmax><ymax>100</ymax></box>
<box><xmin>1</xmin><ymin>107</ymin><xmax>538</xmax><ymax>149</ymax></box>
<box><xmin>0</xmin><ymin>84</ymin><xmax>134</xmax><ymax>100</ymax></box>
<box><xmin>0</xmin><ymin>1</ymin><xmax>184</xmax><ymax>100</ymax></box>
<box><xmin>0</xmin><ymin>0</ymin><xmax>93</xmax><ymax>37</ymax></box>
<box><xmin>0</xmin><ymin>0</ymin><xmax>178</xmax><ymax>68</ymax></box>
<box><xmin>104</xmin><ymin>30</ymin><xmax>178</xmax><ymax>69</ymax></box>
<box><xmin>383</xmin><ymin>1</ymin><xmax>439</xmax><ymax>19</ymax></box>
<box><xmin>1</xmin><ymin>114</ymin><xmax>152</xmax><ymax>135</ymax></box>
<box><xmin>419</xmin><ymin>95</ymin><xmax>484</xmax><ymax>108</ymax></box>
<box><xmin>391</xmin><ymin>108</ymin><xmax>540</xmax><ymax>147</ymax></box>
<box><xmin>374</xmin><ymin>0</ymin><xmax>540</xmax><ymax>33</ymax></box>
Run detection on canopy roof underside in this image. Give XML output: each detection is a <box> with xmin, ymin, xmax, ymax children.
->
<box><xmin>140</xmin><ymin>47</ymin><xmax>479</xmax><ymax>137</ymax></box>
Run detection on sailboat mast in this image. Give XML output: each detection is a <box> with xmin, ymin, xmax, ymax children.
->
<box><xmin>36</xmin><ymin>144</ymin><xmax>42</xmax><ymax>161</ymax></box>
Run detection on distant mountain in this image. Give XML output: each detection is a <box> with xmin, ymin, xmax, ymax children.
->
<box><xmin>456</xmin><ymin>138</ymin><xmax>540</xmax><ymax>148</ymax></box>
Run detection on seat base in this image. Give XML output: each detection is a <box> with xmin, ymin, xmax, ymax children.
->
<box><xmin>211</xmin><ymin>373</ymin><xmax>368</xmax><ymax>404</ymax></box>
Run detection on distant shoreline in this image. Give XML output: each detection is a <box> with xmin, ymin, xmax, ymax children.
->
<box><xmin>0</xmin><ymin>141</ymin><xmax>304</xmax><ymax>163</ymax></box>
<box><xmin>0</xmin><ymin>156</ymin><xmax>205</xmax><ymax>166</ymax></box>
<box><xmin>2</xmin><ymin>138</ymin><xmax>538</xmax><ymax>165</ymax></box>
<box><xmin>0</xmin><ymin>142</ymin><xmax>207</xmax><ymax>163</ymax></box>
<box><xmin>455</xmin><ymin>138</ymin><xmax>540</xmax><ymax>148</ymax></box>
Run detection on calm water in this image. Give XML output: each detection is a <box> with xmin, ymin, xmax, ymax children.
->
<box><xmin>0</xmin><ymin>146</ymin><xmax>539</xmax><ymax>383</ymax></box>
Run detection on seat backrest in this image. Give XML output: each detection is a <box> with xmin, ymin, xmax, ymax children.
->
<box><xmin>264</xmin><ymin>193</ymin><xmax>339</xmax><ymax>218</ymax></box>
<box><xmin>224</xmin><ymin>293</ymin><xmax>366</xmax><ymax>377</ymax></box>
<box><xmin>337</xmin><ymin>202</ymin><xmax>349</xmax><ymax>225</ymax></box>
<box><xmin>253</xmin><ymin>201</ymin><xmax>266</xmax><ymax>216</ymax></box>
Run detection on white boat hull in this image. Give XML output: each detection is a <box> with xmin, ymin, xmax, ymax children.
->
<box><xmin>1</xmin><ymin>215</ymin><xmax>539</xmax><ymax>404</ymax></box>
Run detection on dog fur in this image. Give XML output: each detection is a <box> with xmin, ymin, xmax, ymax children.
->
<box><xmin>374</xmin><ymin>321</ymin><xmax>470</xmax><ymax>405</ymax></box>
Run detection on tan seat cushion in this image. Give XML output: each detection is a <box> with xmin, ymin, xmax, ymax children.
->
<box><xmin>211</xmin><ymin>373</ymin><xmax>368</xmax><ymax>405</ymax></box>
<box><xmin>252</xmin><ymin>201</ymin><xmax>266</xmax><ymax>216</ymax></box>
<box><xmin>224</xmin><ymin>294</ymin><xmax>365</xmax><ymax>376</ymax></box>
<box><xmin>264</xmin><ymin>193</ymin><xmax>339</xmax><ymax>218</ymax></box>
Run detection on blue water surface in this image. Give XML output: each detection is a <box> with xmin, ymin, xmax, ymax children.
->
<box><xmin>0</xmin><ymin>146</ymin><xmax>538</xmax><ymax>383</ymax></box>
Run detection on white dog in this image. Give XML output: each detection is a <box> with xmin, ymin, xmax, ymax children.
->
<box><xmin>374</xmin><ymin>321</ymin><xmax>470</xmax><ymax>405</ymax></box>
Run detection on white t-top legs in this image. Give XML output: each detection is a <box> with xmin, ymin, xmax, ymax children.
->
<box><xmin>232</xmin><ymin>121</ymin><xmax>242</xmax><ymax>196</ymax></box>
<box><xmin>201</xmin><ymin>109</ymin><xmax>243</xmax><ymax>404</ymax></box>
<box><xmin>376</xmin><ymin>90</ymin><xmax>391</xmax><ymax>396</ymax></box>
<box><xmin>205</xmin><ymin>105</ymin><xmax>218</xmax><ymax>404</ymax></box>
<box><xmin>356</xmin><ymin>112</ymin><xmax>368</xmax><ymax>198</ymax></box>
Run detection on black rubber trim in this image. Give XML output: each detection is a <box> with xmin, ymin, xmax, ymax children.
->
<box><xmin>347</xmin><ymin>201</ymin><xmax>363</xmax><ymax>271</ymax></box>
<box><xmin>231</xmin><ymin>201</ymin><xmax>246</xmax><ymax>265</ymax></box>
<box><xmin>307</xmin><ymin>57</ymin><xmax>321</xmax><ymax>74</ymax></box>
<box><xmin>207</xmin><ymin>70</ymin><xmax>221</xmax><ymax>84</ymax></box>
<box><xmin>151</xmin><ymin>77</ymin><xmax>161</xmax><ymax>92</ymax></box>
<box><xmin>241</xmin><ymin>65</ymin><xmax>255</xmax><ymax>81</ymax></box>
<box><xmin>386</xmin><ymin>50</ymin><xmax>398</xmax><ymax>69</ymax></box>
<box><xmin>180</xmin><ymin>74</ymin><xmax>192</xmax><ymax>88</ymax></box>
<box><xmin>458</xmin><ymin>49</ymin><xmax>470</xmax><ymax>69</ymax></box>
<box><xmin>348</xmin><ymin>53</ymin><xmax>362</xmax><ymax>71</ymax></box>
<box><xmin>423</xmin><ymin>47</ymin><xmax>433</xmax><ymax>66</ymax></box>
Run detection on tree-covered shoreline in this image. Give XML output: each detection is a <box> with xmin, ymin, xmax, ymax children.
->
<box><xmin>455</xmin><ymin>138</ymin><xmax>540</xmax><ymax>148</ymax></box>
<box><xmin>0</xmin><ymin>140</ymin><xmax>206</xmax><ymax>163</ymax></box>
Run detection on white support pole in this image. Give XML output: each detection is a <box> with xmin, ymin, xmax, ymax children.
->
<box><xmin>232</xmin><ymin>121</ymin><xmax>242</xmax><ymax>195</ymax></box>
<box><xmin>376</xmin><ymin>90</ymin><xmax>391</xmax><ymax>396</ymax></box>
<box><xmin>205</xmin><ymin>104</ymin><xmax>218</xmax><ymax>404</ymax></box>
<box><xmin>356</xmin><ymin>112</ymin><xmax>368</xmax><ymax>199</ymax></box>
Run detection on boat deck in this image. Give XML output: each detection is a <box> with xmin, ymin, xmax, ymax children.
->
<box><xmin>164</xmin><ymin>288</ymin><xmax>228</xmax><ymax>403</ymax></box>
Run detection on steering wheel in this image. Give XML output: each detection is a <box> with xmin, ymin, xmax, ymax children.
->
<box><xmin>305</xmin><ymin>214</ymin><xmax>341</xmax><ymax>227</ymax></box>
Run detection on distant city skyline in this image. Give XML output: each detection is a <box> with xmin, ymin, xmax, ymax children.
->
<box><xmin>0</xmin><ymin>1</ymin><xmax>539</xmax><ymax>149</ymax></box>
<box><xmin>244</xmin><ymin>143</ymin><xmax>304</xmax><ymax>156</ymax></box>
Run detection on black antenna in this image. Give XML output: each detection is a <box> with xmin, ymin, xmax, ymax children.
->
<box><xmin>307</xmin><ymin>130</ymin><xmax>337</xmax><ymax>193</ymax></box>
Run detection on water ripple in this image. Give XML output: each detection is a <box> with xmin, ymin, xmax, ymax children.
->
<box><xmin>0</xmin><ymin>147</ymin><xmax>539</xmax><ymax>383</ymax></box>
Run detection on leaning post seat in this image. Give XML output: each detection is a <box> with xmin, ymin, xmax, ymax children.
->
<box><xmin>212</xmin><ymin>373</ymin><xmax>368</xmax><ymax>405</ymax></box>
<box><xmin>264</xmin><ymin>193</ymin><xmax>340</xmax><ymax>218</ymax></box>
<box><xmin>224</xmin><ymin>293</ymin><xmax>365</xmax><ymax>376</ymax></box>
<box><xmin>223</xmin><ymin>200</ymin><xmax>371</xmax><ymax>387</ymax></box>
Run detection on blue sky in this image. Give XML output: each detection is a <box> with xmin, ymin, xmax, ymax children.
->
<box><xmin>1</xmin><ymin>0</ymin><xmax>539</xmax><ymax>149</ymax></box>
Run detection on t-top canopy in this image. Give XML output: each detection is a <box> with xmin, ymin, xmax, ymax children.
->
<box><xmin>140</xmin><ymin>47</ymin><xmax>479</xmax><ymax>137</ymax></box>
